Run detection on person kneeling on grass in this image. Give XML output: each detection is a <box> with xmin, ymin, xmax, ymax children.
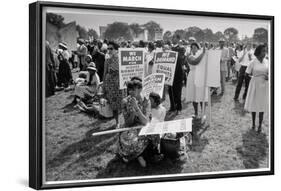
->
<box><xmin>117</xmin><ymin>80</ymin><xmax>150</xmax><ymax>167</ymax></box>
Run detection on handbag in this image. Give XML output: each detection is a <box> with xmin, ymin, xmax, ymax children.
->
<box><xmin>160</xmin><ymin>135</ymin><xmax>180</xmax><ymax>158</ymax></box>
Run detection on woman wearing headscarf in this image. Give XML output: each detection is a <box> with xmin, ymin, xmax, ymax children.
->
<box><xmin>244</xmin><ymin>44</ymin><xmax>269</xmax><ymax>133</ymax></box>
<box><xmin>103</xmin><ymin>41</ymin><xmax>127</xmax><ymax>127</ymax></box>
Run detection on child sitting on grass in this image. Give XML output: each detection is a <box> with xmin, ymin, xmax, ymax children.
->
<box><xmin>149</xmin><ymin>92</ymin><xmax>166</xmax><ymax>123</ymax></box>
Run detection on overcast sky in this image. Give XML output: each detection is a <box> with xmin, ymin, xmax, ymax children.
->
<box><xmin>45</xmin><ymin>7</ymin><xmax>269</xmax><ymax>39</ymax></box>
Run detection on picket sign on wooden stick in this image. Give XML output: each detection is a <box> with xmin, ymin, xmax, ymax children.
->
<box><xmin>208</xmin><ymin>87</ymin><xmax>212</xmax><ymax>126</ymax></box>
<box><xmin>92</xmin><ymin>125</ymin><xmax>142</xmax><ymax>137</ymax></box>
<box><xmin>202</xmin><ymin>48</ymin><xmax>208</xmax><ymax>125</ymax></box>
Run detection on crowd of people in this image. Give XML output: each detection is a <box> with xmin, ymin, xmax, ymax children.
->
<box><xmin>45</xmin><ymin>35</ymin><xmax>269</xmax><ymax>167</ymax></box>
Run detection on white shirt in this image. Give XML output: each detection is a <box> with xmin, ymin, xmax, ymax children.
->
<box><xmin>238</xmin><ymin>49</ymin><xmax>253</xmax><ymax>67</ymax></box>
<box><xmin>151</xmin><ymin>104</ymin><xmax>166</xmax><ymax>123</ymax></box>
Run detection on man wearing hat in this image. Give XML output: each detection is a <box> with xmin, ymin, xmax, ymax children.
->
<box><xmin>56</xmin><ymin>42</ymin><xmax>73</xmax><ymax>90</ymax></box>
<box><xmin>86</xmin><ymin>62</ymin><xmax>100</xmax><ymax>93</ymax></box>
<box><xmin>168</xmin><ymin>34</ymin><xmax>186</xmax><ymax>113</ymax></box>
<box><xmin>77</xmin><ymin>39</ymin><xmax>88</xmax><ymax>71</ymax></box>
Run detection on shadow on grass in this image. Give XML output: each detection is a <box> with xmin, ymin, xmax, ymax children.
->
<box><xmin>164</xmin><ymin>111</ymin><xmax>178</xmax><ymax>121</ymax></box>
<box><xmin>46</xmin><ymin>120</ymin><xmax>116</xmax><ymax>169</ymax></box>
<box><xmin>61</xmin><ymin>102</ymin><xmax>76</xmax><ymax>113</ymax></box>
<box><xmin>232</xmin><ymin>101</ymin><xmax>247</xmax><ymax>116</ymax></box>
<box><xmin>236</xmin><ymin>130</ymin><xmax>268</xmax><ymax>169</ymax></box>
<box><xmin>190</xmin><ymin>119</ymin><xmax>209</xmax><ymax>153</ymax></box>
<box><xmin>211</xmin><ymin>94</ymin><xmax>222</xmax><ymax>105</ymax></box>
<box><xmin>96</xmin><ymin>154</ymin><xmax>185</xmax><ymax>179</ymax></box>
<box><xmin>181</xmin><ymin>102</ymin><xmax>189</xmax><ymax>110</ymax></box>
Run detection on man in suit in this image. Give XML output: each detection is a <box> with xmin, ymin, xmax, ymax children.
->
<box><xmin>169</xmin><ymin>35</ymin><xmax>186</xmax><ymax>113</ymax></box>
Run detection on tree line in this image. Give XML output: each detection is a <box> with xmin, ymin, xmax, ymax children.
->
<box><xmin>47</xmin><ymin>13</ymin><xmax>268</xmax><ymax>44</ymax></box>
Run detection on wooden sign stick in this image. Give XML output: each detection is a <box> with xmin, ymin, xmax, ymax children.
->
<box><xmin>91</xmin><ymin>125</ymin><xmax>143</xmax><ymax>137</ymax></box>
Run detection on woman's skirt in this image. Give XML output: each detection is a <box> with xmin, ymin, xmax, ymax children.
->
<box><xmin>118</xmin><ymin>128</ymin><xmax>149</xmax><ymax>161</ymax></box>
<box><xmin>104</xmin><ymin>73</ymin><xmax>127</xmax><ymax>111</ymax></box>
<box><xmin>185</xmin><ymin>71</ymin><xmax>208</xmax><ymax>102</ymax></box>
<box><xmin>244</xmin><ymin>76</ymin><xmax>268</xmax><ymax>112</ymax></box>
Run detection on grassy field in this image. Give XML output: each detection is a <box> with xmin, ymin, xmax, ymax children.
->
<box><xmin>45</xmin><ymin>75</ymin><xmax>269</xmax><ymax>181</ymax></box>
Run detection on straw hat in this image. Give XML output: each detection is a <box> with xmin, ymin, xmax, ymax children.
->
<box><xmin>188</xmin><ymin>37</ymin><xmax>196</xmax><ymax>41</ymax></box>
<box><xmin>219</xmin><ymin>38</ymin><xmax>225</xmax><ymax>42</ymax></box>
<box><xmin>87</xmin><ymin>62</ymin><xmax>97</xmax><ymax>71</ymax></box>
<box><xmin>58</xmin><ymin>42</ymin><xmax>68</xmax><ymax>50</ymax></box>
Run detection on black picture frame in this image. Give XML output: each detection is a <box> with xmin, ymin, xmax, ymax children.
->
<box><xmin>29</xmin><ymin>1</ymin><xmax>274</xmax><ymax>189</ymax></box>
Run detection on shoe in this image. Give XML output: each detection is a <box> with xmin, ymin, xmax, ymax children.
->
<box><xmin>122</xmin><ymin>157</ymin><xmax>129</xmax><ymax>163</ymax></box>
<box><xmin>211</xmin><ymin>90</ymin><xmax>217</xmax><ymax>96</ymax></box>
<box><xmin>168</xmin><ymin>108</ymin><xmax>176</xmax><ymax>112</ymax></box>
<box><xmin>64</xmin><ymin>86</ymin><xmax>72</xmax><ymax>92</ymax></box>
<box><xmin>252</xmin><ymin>126</ymin><xmax>255</xmax><ymax>130</ymax></box>
<box><xmin>137</xmin><ymin>156</ymin><xmax>147</xmax><ymax>167</ymax></box>
<box><xmin>257</xmin><ymin>126</ymin><xmax>262</xmax><ymax>133</ymax></box>
<box><xmin>55</xmin><ymin>86</ymin><xmax>64</xmax><ymax>91</ymax></box>
<box><xmin>233</xmin><ymin>97</ymin><xmax>239</xmax><ymax>102</ymax></box>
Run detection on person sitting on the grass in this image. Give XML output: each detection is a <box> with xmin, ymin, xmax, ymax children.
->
<box><xmin>149</xmin><ymin>92</ymin><xmax>166</xmax><ymax>123</ymax></box>
<box><xmin>76</xmin><ymin>97</ymin><xmax>113</xmax><ymax>119</ymax></box>
<box><xmin>75</xmin><ymin>71</ymin><xmax>88</xmax><ymax>86</ymax></box>
<box><xmin>118</xmin><ymin>80</ymin><xmax>161</xmax><ymax>167</ymax></box>
<box><xmin>84</xmin><ymin>54</ymin><xmax>92</xmax><ymax>71</ymax></box>
<box><xmin>73</xmin><ymin>62</ymin><xmax>100</xmax><ymax>104</ymax></box>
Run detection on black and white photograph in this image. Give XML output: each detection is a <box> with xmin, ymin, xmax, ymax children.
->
<box><xmin>29</xmin><ymin>1</ymin><xmax>274</xmax><ymax>189</ymax></box>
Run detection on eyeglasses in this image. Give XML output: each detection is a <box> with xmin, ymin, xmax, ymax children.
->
<box><xmin>107</xmin><ymin>47</ymin><xmax>113</xmax><ymax>50</ymax></box>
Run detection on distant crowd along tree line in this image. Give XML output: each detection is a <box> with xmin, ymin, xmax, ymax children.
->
<box><xmin>47</xmin><ymin>13</ymin><xmax>268</xmax><ymax>44</ymax></box>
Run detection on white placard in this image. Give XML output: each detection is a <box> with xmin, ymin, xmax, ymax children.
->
<box><xmin>139</xmin><ymin>118</ymin><xmax>192</xmax><ymax>136</ymax></box>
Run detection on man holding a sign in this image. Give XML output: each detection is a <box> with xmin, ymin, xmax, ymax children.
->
<box><xmin>169</xmin><ymin>36</ymin><xmax>186</xmax><ymax>112</ymax></box>
<box><xmin>152</xmin><ymin>37</ymin><xmax>184</xmax><ymax>112</ymax></box>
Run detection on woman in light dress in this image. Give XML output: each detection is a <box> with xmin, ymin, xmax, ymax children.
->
<box><xmin>244</xmin><ymin>44</ymin><xmax>269</xmax><ymax>133</ymax></box>
<box><xmin>185</xmin><ymin>42</ymin><xmax>207</xmax><ymax>118</ymax></box>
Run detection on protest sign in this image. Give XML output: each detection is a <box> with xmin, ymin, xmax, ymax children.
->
<box><xmin>142</xmin><ymin>73</ymin><xmax>165</xmax><ymax>99</ymax></box>
<box><xmin>119</xmin><ymin>48</ymin><xmax>145</xmax><ymax>89</ymax></box>
<box><xmin>194</xmin><ymin>50</ymin><xmax>221</xmax><ymax>88</ymax></box>
<box><xmin>139</xmin><ymin>118</ymin><xmax>192</xmax><ymax>136</ymax></box>
<box><xmin>206</xmin><ymin>50</ymin><xmax>222</xmax><ymax>87</ymax></box>
<box><xmin>152</xmin><ymin>51</ymin><xmax>178</xmax><ymax>86</ymax></box>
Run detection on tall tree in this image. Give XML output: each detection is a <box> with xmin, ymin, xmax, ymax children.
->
<box><xmin>143</xmin><ymin>21</ymin><xmax>162</xmax><ymax>41</ymax></box>
<box><xmin>163</xmin><ymin>30</ymin><xmax>172</xmax><ymax>42</ymax></box>
<box><xmin>76</xmin><ymin>25</ymin><xmax>88</xmax><ymax>39</ymax></box>
<box><xmin>214</xmin><ymin>31</ymin><xmax>224</xmax><ymax>42</ymax></box>
<box><xmin>129</xmin><ymin>23</ymin><xmax>143</xmax><ymax>37</ymax></box>
<box><xmin>203</xmin><ymin>28</ymin><xmax>214</xmax><ymax>42</ymax></box>
<box><xmin>88</xmin><ymin>28</ymin><xmax>99</xmax><ymax>39</ymax></box>
<box><xmin>253</xmin><ymin>28</ymin><xmax>268</xmax><ymax>43</ymax></box>
<box><xmin>224</xmin><ymin>27</ymin><xmax>239</xmax><ymax>42</ymax></box>
<box><xmin>173</xmin><ymin>29</ymin><xmax>186</xmax><ymax>40</ymax></box>
<box><xmin>46</xmin><ymin>13</ymin><xmax>65</xmax><ymax>28</ymax></box>
<box><xmin>104</xmin><ymin>22</ymin><xmax>133</xmax><ymax>41</ymax></box>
